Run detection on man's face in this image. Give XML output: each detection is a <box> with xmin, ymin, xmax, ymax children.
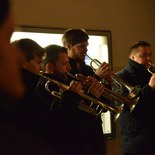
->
<box><xmin>23</xmin><ymin>55</ymin><xmax>43</xmax><ymax>74</ymax></box>
<box><xmin>69</xmin><ymin>41</ymin><xmax>88</xmax><ymax>61</ymax></box>
<box><xmin>53</xmin><ymin>52</ymin><xmax>71</xmax><ymax>74</ymax></box>
<box><xmin>130</xmin><ymin>46</ymin><xmax>152</xmax><ymax>68</ymax></box>
<box><xmin>0</xmin><ymin>12</ymin><xmax>24</xmax><ymax>97</ymax></box>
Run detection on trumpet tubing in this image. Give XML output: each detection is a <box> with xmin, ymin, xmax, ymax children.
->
<box><xmin>147</xmin><ymin>63</ymin><xmax>155</xmax><ymax>75</ymax></box>
<box><xmin>39</xmin><ymin>73</ymin><xmax>122</xmax><ymax>120</ymax></box>
<box><xmin>110</xmin><ymin>74</ymin><xmax>141</xmax><ymax>99</ymax></box>
<box><xmin>71</xmin><ymin>73</ymin><xmax>138</xmax><ymax>113</ymax></box>
<box><xmin>85</xmin><ymin>54</ymin><xmax>102</xmax><ymax>71</ymax></box>
<box><xmin>85</xmin><ymin>54</ymin><xmax>141</xmax><ymax>99</ymax></box>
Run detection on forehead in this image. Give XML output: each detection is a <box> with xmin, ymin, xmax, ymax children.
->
<box><xmin>136</xmin><ymin>46</ymin><xmax>152</xmax><ymax>54</ymax></box>
<box><xmin>74</xmin><ymin>41</ymin><xmax>89</xmax><ymax>47</ymax></box>
<box><xmin>57</xmin><ymin>52</ymin><xmax>68</xmax><ymax>60</ymax></box>
<box><xmin>33</xmin><ymin>54</ymin><xmax>42</xmax><ymax>61</ymax></box>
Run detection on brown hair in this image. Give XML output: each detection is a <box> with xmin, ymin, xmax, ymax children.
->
<box><xmin>62</xmin><ymin>28</ymin><xmax>89</xmax><ymax>47</ymax></box>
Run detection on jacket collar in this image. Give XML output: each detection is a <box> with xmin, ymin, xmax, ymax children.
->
<box><xmin>127</xmin><ymin>58</ymin><xmax>147</xmax><ymax>72</ymax></box>
<box><xmin>125</xmin><ymin>58</ymin><xmax>151</xmax><ymax>85</ymax></box>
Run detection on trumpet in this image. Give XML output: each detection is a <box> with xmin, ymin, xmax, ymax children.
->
<box><xmin>39</xmin><ymin>73</ymin><xmax>122</xmax><ymax>120</ymax></box>
<box><xmin>85</xmin><ymin>54</ymin><xmax>141</xmax><ymax>99</ymax></box>
<box><xmin>147</xmin><ymin>63</ymin><xmax>155</xmax><ymax>75</ymax></box>
<box><xmin>67</xmin><ymin>72</ymin><xmax>139</xmax><ymax>112</ymax></box>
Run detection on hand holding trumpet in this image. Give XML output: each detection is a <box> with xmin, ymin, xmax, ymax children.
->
<box><xmin>86</xmin><ymin>76</ymin><xmax>105</xmax><ymax>98</ymax></box>
<box><xmin>40</xmin><ymin>73</ymin><xmax>121</xmax><ymax>119</ymax></box>
<box><xmin>148</xmin><ymin>73</ymin><xmax>155</xmax><ymax>90</ymax></box>
<box><xmin>95</xmin><ymin>62</ymin><xmax>112</xmax><ymax>80</ymax></box>
<box><xmin>68</xmin><ymin>81</ymin><xmax>84</xmax><ymax>94</ymax></box>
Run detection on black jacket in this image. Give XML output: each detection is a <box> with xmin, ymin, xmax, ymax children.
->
<box><xmin>37</xmin><ymin>73</ymin><xmax>103</xmax><ymax>155</ymax></box>
<box><xmin>67</xmin><ymin>57</ymin><xmax>106</xmax><ymax>155</ymax></box>
<box><xmin>69</xmin><ymin>57</ymin><xmax>94</xmax><ymax>76</ymax></box>
<box><xmin>116</xmin><ymin>59</ymin><xmax>155</xmax><ymax>154</ymax></box>
<box><xmin>0</xmin><ymin>68</ymin><xmax>58</xmax><ymax>155</ymax></box>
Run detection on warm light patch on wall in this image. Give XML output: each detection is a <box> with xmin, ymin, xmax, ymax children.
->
<box><xmin>11</xmin><ymin>32</ymin><xmax>109</xmax><ymax>64</ymax></box>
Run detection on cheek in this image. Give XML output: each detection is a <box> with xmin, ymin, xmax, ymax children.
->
<box><xmin>136</xmin><ymin>59</ymin><xmax>143</xmax><ymax>64</ymax></box>
<box><xmin>137</xmin><ymin>58</ymin><xmax>146</xmax><ymax>65</ymax></box>
<box><xmin>61</xmin><ymin>66</ymin><xmax>67</xmax><ymax>72</ymax></box>
<box><xmin>55</xmin><ymin>65</ymin><xmax>63</xmax><ymax>72</ymax></box>
<box><xmin>26</xmin><ymin>62</ymin><xmax>39</xmax><ymax>73</ymax></box>
<box><xmin>73</xmin><ymin>48</ymin><xmax>79</xmax><ymax>55</ymax></box>
<box><xmin>34</xmin><ymin>63</ymin><xmax>41</xmax><ymax>73</ymax></box>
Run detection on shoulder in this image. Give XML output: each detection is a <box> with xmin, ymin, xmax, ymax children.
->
<box><xmin>116</xmin><ymin>68</ymin><xmax>128</xmax><ymax>79</ymax></box>
<box><xmin>84</xmin><ymin>64</ymin><xmax>93</xmax><ymax>71</ymax></box>
<box><xmin>82</xmin><ymin>64</ymin><xmax>94</xmax><ymax>76</ymax></box>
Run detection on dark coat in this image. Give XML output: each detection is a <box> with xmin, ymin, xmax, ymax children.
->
<box><xmin>116</xmin><ymin>59</ymin><xmax>155</xmax><ymax>155</ymax></box>
<box><xmin>37</xmin><ymin>73</ymin><xmax>102</xmax><ymax>155</ymax></box>
<box><xmin>0</xmin><ymin>69</ymin><xmax>58</xmax><ymax>155</ymax></box>
<box><xmin>69</xmin><ymin>57</ymin><xmax>94</xmax><ymax>76</ymax></box>
<box><xmin>37</xmin><ymin>70</ymin><xmax>106</xmax><ymax>155</ymax></box>
<box><xmin>18</xmin><ymin>69</ymin><xmax>86</xmax><ymax>155</ymax></box>
<box><xmin>67</xmin><ymin>57</ymin><xmax>106</xmax><ymax>155</ymax></box>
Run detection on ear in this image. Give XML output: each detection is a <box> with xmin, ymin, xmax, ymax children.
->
<box><xmin>22</xmin><ymin>61</ymin><xmax>30</xmax><ymax>70</ymax></box>
<box><xmin>130</xmin><ymin>54</ymin><xmax>135</xmax><ymax>60</ymax></box>
<box><xmin>46</xmin><ymin>63</ymin><xmax>54</xmax><ymax>73</ymax></box>
<box><xmin>66</xmin><ymin>43</ymin><xmax>72</xmax><ymax>50</ymax></box>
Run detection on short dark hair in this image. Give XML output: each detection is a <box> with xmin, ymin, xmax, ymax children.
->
<box><xmin>42</xmin><ymin>44</ymin><xmax>67</xmax><ymax>71</ymax></box>
<box><xmin>62</xmin><ymin>28</ymin><xmax>89</xmax><ymax>47</ymax></box>
<box><xmin>129</xmin><ymin>41</ymin><xmax>151</xmax><ymax>55</ymax></box>
<box><xmin>0</xmin><ymin>0</ymin><xmax>10</xmax><ymax>26</ymax></box>
<box><xmin>12</xmin><ymin>38</ymin><xmax>44</xmax><ymax>61</ymax></box>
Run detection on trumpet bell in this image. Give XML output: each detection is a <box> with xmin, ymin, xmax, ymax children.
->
<box><xmin>69</xmin><ymin>72</ymin><xmax>138</xmax><ymax>113</ymax></box>
<box><xmin>110</xmin><ymin>74</ymin><xmax>141</xmax><ymax>99</ymax></box>
<box><xmin>86</xmin><ymin>54</ymin><xmax>141</xmax><ymax>100</ymax></box>
<box><xmin>113</xmin><ymin>104</ymin><xmax>124</xmax><ymax>121</ymax></box>
<box><xmin>129</xmin><ymin>96</ymin><xmax>139</xmax><ymax>112</ymax></box>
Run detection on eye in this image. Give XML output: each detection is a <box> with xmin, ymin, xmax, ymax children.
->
<box><xmin>139</xmin><ymin>53</ymin><xmax>147</xmax><ymax>58</ymax></box>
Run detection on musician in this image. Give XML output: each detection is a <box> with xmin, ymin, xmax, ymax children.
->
<box><xmin>62</xmin><ymin>28</ymin><xmax>112</xmax><ymax>155</ymax></box>
<box><xmin>116</xmin><ymin>41</ymin><xmax>155</xmax><ymax>155</ymax></box>
<box><xmin>0</xmin><ymin>0</ymin><xmax>24</xmax><ymax>99</ymax></box>
<box><xmin>0</xmin><ymin>1</ymin><xmax>26</xmax><ymax>154</ymax></box>
<box><xmin>0</xmin><ymin>2</ymin><xmax>58</xmax><ymax>154</ymax></box>
<box><xmin>12</xmin><ymin>38</ymin><xmax>62</xmax><ymax>155</ymax></box>
<box><xmin>62</xmin><ymin>28</ymin><xmax>111</xmax><ymax>80</ymax></box>
<box><xmin>37</xmin><ymin>44</ymin><xmax>106</xmax><ymax>155</ymax></box>
<box><xmin>37</xmin><ymin>44</ymin><xmax>83</xmax><ymax>109</ymax></box>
